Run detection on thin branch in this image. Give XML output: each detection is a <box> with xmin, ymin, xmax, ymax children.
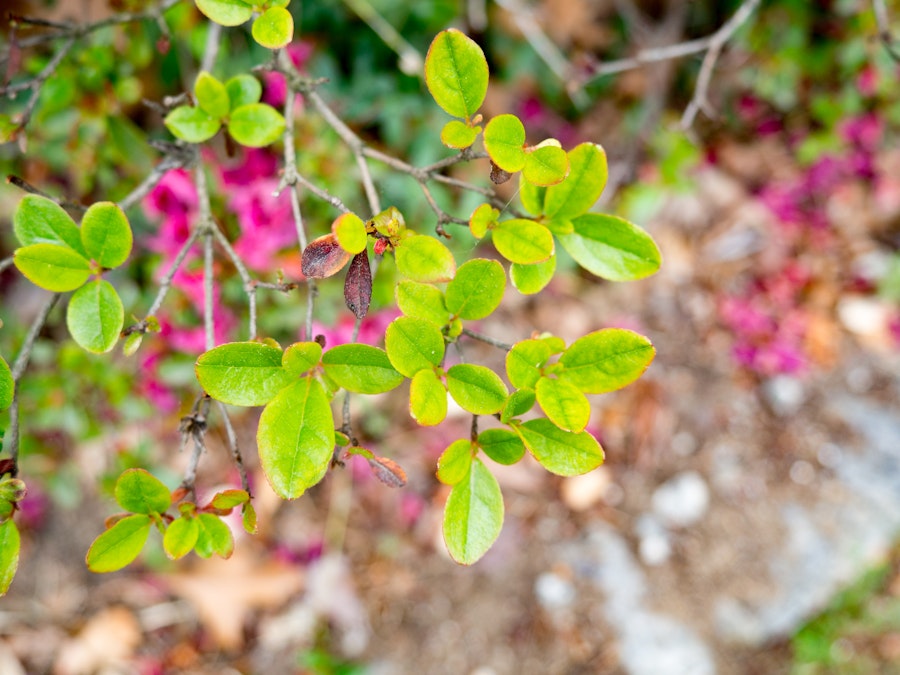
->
<box><xmin>118</xmin><ymin>147</ymin><xmax>193</xmax><ymax>212</ymax></box>
<box><xmin>339</xmin><ymin>0</ymin><xmax>423</xmax><ymax>76</ymax></box>
<box><xmin>461</xmin><ymin>327</ymin><xmax>512</xmax><ymax>351</ymax></box>
<box><xmin>207</xmin><ymin>225</ymin><xmax>258</xmax><ymax>341</ymax></box>
<box><xmin>178</xmin><ymin>395</ymin><xmax>210</xmax><ymax>499</ymax></box>
<box><xmin>7</xmin><ymin>175</ymin><xmax>86</xmax><ymax>215</ymax></box>
<box><xmin>215</xmin><ymin>400</ymin><xmax>250</xmax><ymax>495</ymax></box>
<box><xmin>142</xmin><ymin>226</ymin><xmax>202</xmax><ymax>320</ymax></box>
<box><xmin>873</xmin><ymin>0</ymin><xmax>900</xmax><ymax>62</ymax></box>
<box><xmin>4</xmin><ymin>37</ymin><xmax>75</xmax><ymax>133</ymax></box>
<box><xmin>0</xmin><ymin>257</ymin><xmax>13</xmax><ymax>274</ymax></box>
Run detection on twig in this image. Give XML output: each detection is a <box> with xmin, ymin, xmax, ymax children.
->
<box><xmin>0</xmin><ymin>257</ymin><xmax>13</xmax><ymax>274</ymax></box>
<box><xmin>873</xmin><ymin>0</ymin><xmax>900</xmax><ymax>62</ymax></box>
<box><xmin>4</xmin><ymin>37</ymin><xmax>75</xmax><ymax>133</ymax></box>
<box><xmin>207</xmin><ymin>226</ymin><xmax>258</xmax><ymax>341</ymax></box>
<box><xmin>215</xmin><ymin>400</ymin><xmax>250</xmax><ymax>495</ymax></box>
<box><xmin>462</xmin><ymin>327</ymin><xmax>512</xmax><ymax>351</ymax></box>
<box><xmin>178</xmin><ymin>395</ymin><xmax>210</xmax><ymax>499</ymax></box>
<box><xmin>142</xmin><ymin>226</ymin><xmax>203</xmax><ymax>320</ymax></box>
<box><xmin>339</xmin><ymin>0</ymin><xmax>423</xmax><ymax>76</ymax></box>
<box><xmin>118</xmin><ymin>147</ymin><xmax>194</xmax><ymax>212</ymax></box>
<box><xmin>7</xmin><ymin>175</ymin><xmax>86</xmax><ymax>215</ymax></box>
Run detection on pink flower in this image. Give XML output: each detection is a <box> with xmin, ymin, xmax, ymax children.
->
<box><xmin>229</xmin><ymin>178</ymin><xmax>297</xmax><ymax>272</ymax></box>
<box><xmin>309</xmin><ymin>308</ymin><xmax>400</xmax><ymax>347</ymax></box>
<box><xmin>261</xmin><ymin>42</ymin><xmax>314</xmax><ymax>108</ymax></box>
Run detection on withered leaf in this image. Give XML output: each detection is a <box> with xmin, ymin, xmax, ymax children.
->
<box><xmin>301</xmin><ymin>233</ymin><xmax>352</xmax><ymax>279</ymax></box>
<box><xmin>490</xmin><ymin>161</ymin><xmax>512</xmax><ymax>185</ymax></box>
<box><xmin>366</xmin><ymin>455</ymin><xmax>407</xmax><ymax>488</ymax></box>
<box><xmin>343</xmin><ymin>249</ymin><xmax>372</xmax><ymax>319</ymax></box>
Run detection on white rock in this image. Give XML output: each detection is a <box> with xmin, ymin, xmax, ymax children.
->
<box><xmin>534</xmin><ymin>572</ymin><xmax>576</xmax><ymax>610</ymax></box>
<box><xmin>652</xmin><ymin>471</ymin><xmax>710</xmax><ymax>528</ymax></box>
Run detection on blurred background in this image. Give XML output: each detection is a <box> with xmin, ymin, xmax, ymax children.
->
<box><xmin>2</xmin><ymin>0</ymin><xmax>900</xmax><ymax>673</ymax></box>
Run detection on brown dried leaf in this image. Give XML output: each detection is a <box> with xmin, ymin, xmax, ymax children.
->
<box><xmin>301</xmin><ymin>233</ymin><xmax>352</xmax><ymax>279</ymax></box>
<box><xmin>366</xmin><ymin>455</ymin><xmax>407</xmax><ymax>488</ymax></box>
<box><xmin>490</xmin><ymin>161</ymin><xmax>512</xmax><ymax>185</ymax></box>
<box><xmin>344</xmin><ymin>250</ymin><xmax>372</xmax><ymax>319</ymax></box>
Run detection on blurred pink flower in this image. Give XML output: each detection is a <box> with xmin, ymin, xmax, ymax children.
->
<box><xmin>309</xmin><ymin>308</ymin><xmax>400</xmax><ymax>348</ymax></box>
<box><xmin>261</xmin><ymin>42</ymin><xmax>314</xmax><ymax>108</ymax></box>
<box><xmin>228</xmin><ymin>177</ymin><xmax>297</xmax><ymax>272</ymax></box>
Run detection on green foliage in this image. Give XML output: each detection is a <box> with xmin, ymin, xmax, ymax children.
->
<box><xmin>251</xmin><ymin>6</ymin><xmax>294</xmax><ymax>50</ymax></box>
<box><xmin>394</xmin><ymin>234</ymin><xmax>457</xmax><ymax>283</ymax></box>
<box><xmin>86</xmin><ymin>513</ymin><xmax>153</xmax><ymax>573</ymax></box>
<box><xmin>442</xmin><ymin>458</ymin><xmax>504</xmax><ymax>565</ymax></box>
<box><xmin>0</xmin><ymin>518</ymin><xmax>20</xmax><ymax>597</ymax></box>
<box><xmin>114</xmin><ymin>468</ymin><xmax>172</xmax><ymax>514</ymax></box>
<box><xmin>445</xmin><ymin>259</ymin><xmax>505</xmax><ymax>320</ymax></box>
<box><xmin>66</xmin><ymin>280</ymin><xmax>125</xmax><ymax>354</ymax></box>
<box><xmin>321</xmin><ymin>344</ymin><xmax>404</xmax><ymax>394</ymax></box>
<box><xmin>385</xmin><ymin>316</ymin><xmax>445</xmax><ymax>377</ymax></box>
<box><xmin>0</xmin><ymin>357</ymin><xmax>13</xmax><ymax>412</ymax></box>
<box><xmin>425</xmin><ymin>29</ymin><xmax>488</xmax><ymax>121</ymax></box>
<box><xmin>195</xmin><ymin>342</ymin><xmax>293</xmax><ymax>406</ymax></box>
<box><xmin>195</xmin><ymin>0</ymin><xmax>294</xmax><ymax>49</ymax></box>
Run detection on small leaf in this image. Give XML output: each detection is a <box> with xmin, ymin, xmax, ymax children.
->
<box><xmin>446</xmin><ymin>364</ymin><xmax>508</xmax><ymax>415</ymax></box>
<box><xmin>14</xmin><ymin>194</ymin><xmax>86</xmax><ymax>256</ymax></box>
<box><xmin>321</xmin><ymin>344</ymin><xmax>404</xmax><ymax>394</ymax></box>
<box><xmin>196</xmin><ymin>342</ymin><xmax>292</xmax><ymax>406</ymax></box>
<box><xmin>440</xmin><ymin>120</ymin><xmax>479</xmax><ymax>149</ymax></box>
<box><xmin>409</xmin><ymin>368</ymin><xmax>448</xmax><ymax>426</ymax></box>
<box><xmin>559</xmin><ymin>328</ymin><xmax>655</xmax><ymax>394</ymax></box>
<box><xmin>385</xmin><ymin>316</ymin><xmax>445</xmax><ymax>377</ymax></box>
<box><xmin>445</xmin><ymin>258</ymin><xmax>505</xmax><ymax>320</ymax></box>
<box><xmin>442</xmin><ymin>458</ymin><xmax>503</xmax><ymax>565</ymax></box>
<box><xmin>437</xmin><ymin>439</ymin><xmax>474</xmax><ymax>485</ymax></box>
<box><xmin>164</xmin><ymin>105</ymin><xmax>221</xmax><ymax>143</ymax></box>
<box><xmin>344</xmin><ymin>250</ymin><xmax>372</xmax><ymax>320</ymax></box>
<box><xmin>366</xmin><ymin>455</ymin><xmax>408</xmax><ymax>488</ymax></box>
<box><xmin>210</xmin><ymin>489</ymin><xmax>250</xmax><ymax>510</ymax></box>
<box><xmin>194</xmin><ymin>513</ymin><xmax>234</xmax><ymax>558</ymax></box>
<box><xmin>86</xmin><ymin>513</ymin><xmax>152</xmax><ymax>573</ymax></box>
<box><xmin>425</xmin><ymin>29</ymin><xmax>488</xmax><ymax>119</ymax></box>
<box><xmin>163</xmin><ymin>516</ymin><xmax>199</xmax><ymax>560</ymax></box>
<box><xmin>469</xmin><ymin>203</ymin><xmax>499</xmax><ymax>240</ymax></box>
<box><xmin>483</xmin><ymin>114</ymin><xmax>526</xmax><ymax>172</ymax></box>
<box><xmin>535</xmin><ymin>377</ymin><xmax>591</xmax><ymax>433</ymax></box>
<box><xmin>14</xmin><ymin>243</ymin><xmax>91</xmax><ymax>292</ymax></box>
<box><xmin>194</xmin><ymin>71</ymin><xmax>230</xmax><ymax>119</ymax></box>
<box><xmin>516</xmin><ymin>419</ymin><xmax>604</xmax><ymax>476</ymax></box>
<box><xmin>257</xmin><ymin>378</ymin><xmax>335</xmax><ymax>499</ymax></box>
<box><xmin>478</xmin><ymin>428</ymin><xmax>525</xmax><ymax>465</ymax></box>
<box><xmin>506</xmin><ymin>339</ymin><xmax>552</xmax><ymax>389</ymax></box>
<box><xmin>0</xmin><ymin>479</ymin><xmax>26</xmax><ymax>503</ymax></box>
<box><xmin>301</xmin><ymin>233</ymin><xmax>352</xmax><ymax>279</ymax></box>
<box><xmin>225</xmin><ymin>74</ymin><xmax>262</xmax><ymax>109</ymax></box>
<box><xmin>542</xmin><ymin>143</ymin><xmax>608</xmax><ymax>220</ymax></box>
<box><xmin>195</xmin><ymin>0</ymin><xmax>253</xmax><ymax>26</ymax></box>
<box><xmin>0</xmin><ymin>356</ymin><xmax>13</xmax><ymax>412</ymax></box>
<box><xmin>242</xmin><ymin>502</ymin><xmax>258</xmax><ymax>534</ymax></box>
<box><xmin>500</xmin><ymin>388</ymin><xmax>535</xmax><ymax>423</ymax></box>
<box><xmin>0</xmin><ymin>519</ymin><xmax>20</xmax><ymax>596</ymax></box>
<box><xmin>283</xmin><ymin>341</ymin><xmax>322</xmax><ymax>376</ymax></box>
<box><xmin>559</xmin><ymin>213</ymin><xmax>662</xmax><ymax>282</ymax></box>
<box><xmin>66</xmin><ymin>280</ymin><xmax>124</xmax><ymax>354</ymax></box>
<box><xmin>395</xmin><ymin>234</ymin><xmax>456</xmax><ymax>283</ymax></box>
<box><xmin>227</xmin><ymin>103</ymin><xmax>286</xmax><ymax>148</ymax></box>
<box><xmin>510</xmin><ymin>255</ymin><xmax>556</xmax><ymax>295</ymax></box>
<box><xmin>114</xmin><ymin>468</ymin><xmax>172</xmax><ymax>514</ymax></box>
<box><xmin>395</xmin><ymin>280</ymin><xmax>449</xmax><ymax>327</ymax></box>
<box><xmin>491</xmin><ymin>219</ymin><xmax>554</xmax><ymax>265</ymax></box>
<box><xmin>332</xmin><ymin>213</ymin><xmax>368</xmax><ymax>255</ymax></box>
<box><xmin>252</xmin><ymin>6</ymin><xmax>294</xmax><ymax>49</ymax></box>
<box><xmin>122</xmin><ymin>332</ymin><xmax>143</xmax><ymax>356</ymax></box>
<box><xmin>522</xmin><ymin>145</ymin><xmax>569</xmax><ymax>187</ymax></box>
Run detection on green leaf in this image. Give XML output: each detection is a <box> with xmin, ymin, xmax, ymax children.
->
<box><xmin>164</xmin><ymin>105</ymin><xmax>221</xmax><ymax>143</ymax></box>
<box><xmin>437</xmin><ymin>439</ymin><xmax>473</xmax><ymax>485</ymax></box>
<box><xmin>283</xmin><ymin>341</ymin><xmax>323</xmax><ymax>377</ymax></box>
<box><xmin>395</xmin><ymin>280</ymin><xmax>449</xmax><ymax>327</ymax></box>
<box><xmin>409</xmin><ymin>368</ymin><xmax>447</xmax><ymax>426</ymax></box>
<box><xmin>483</xmin><ymin>114</ymin><xmax>526</xmax><ymax>172</ymax></box>
<box><xmin>385</xmin><ymin>316</ymin><xmax>445</xmax><ymax>377</ymax></box>
<box><xmin>210</xmin><ymin>489</ymin><xmax>250</xmax><ymax>509</ymax></box>
<box><xmin>321</xmin><ymin>344</ymin><xmax>404</xmax><ymax>394</ymax></box>
<box><xmin>194</xmin><ymin>71</ymin><xmax>230</xmax><ymax>119</ymax></box>
<box><xmin>14</xmin><ymin>195</ymin><xmax>86</xmax><ymax>256</ymax></box>
<box><xmin>522</xmin><ymin>145</ymin><xmax>569</xmax><ymax>187</ymax></box>
<box><xmin>257</xmin><ymin>378</ymin><xmax>334</xmax><ymax>499</ymax></box>
<box><xmin>440</xmin><ymin>120</ymin><xmax>479</xmax><ymax>149</ymax></box>
<box><xmin>445</xmin><ymin>258</ymin><xmax>505</xmax><ymax>320</ymax></box>
<box><xmin>194</xmin><ymin>513</ymin><xmax>234</xmax><ymax>559</ymax></box>
<box><xmin>559</xmin><ymin>328</ymin><xmax>655</xmax><ymax>394</ymax></box>
<box><xmin>242</xmin><ymin>502</ymin><xmax>258</xmax><ymax>534</ymax></box>
<box><xmin>195</xmin><ymin>0</ymin><xmax>253</xmax><ymax>26</ymax></box>
<box><xmin>500</xmin><ymin>388</ymin><xmax>535</xmax><ymax>423</ymax></box>
<box><xmin>559</xmin><ymin>213</ymin><xmax>661</xmax><ymax>282</ymax></box>
<box><xmin>516</xmin><ymin>419</ymin><xmax>604</xmax><ymax>476</ymax></box>
<box><xmin>122</xmin><ymin>332</ymin><xmax>142</xmax><ymax>356</ymax></box>
<box><xmin>163</xmin><ymin>516</ymin><xmax>199</xmax><ymax>560</ymax></box>
<box><xmin>332</xmin><ymin>213</ymin><xmax>367</xmax><ymax>255</ymax></box>
<box><xmin>469</xmin><ymin>203</ymin><xmax>499</xmax><ymax>240</ymax></box>
<box><xmin>80</xmin><ymin>202</ymin><xmax>132</xmax><ymax>269</ymax></box>
<box><xmin>478</xmin><ymin>428</ymin><xmax>525</xmax><ymax>465</ymax></box>
<box><xmin>395</xmin><ymin>234</ymin><xmax>456</xmax><ymax>283</ymax></box>
<box><xmin>0</xmin><ymin>356</ymin><xmax>13</xmax><ymax>412</ymax></box>
<box><xmin>446</xmin><ymin>364</ymin><xmax>508</xmax><ymax>415</ymax></box>
<box><xmin>425</xmin><ymin>29</ymin><xmax>488</xmax><ymax>119</ymax></box>
<box><xmin>491</xmin><ymin>219</ymin><xmax>554</xmax><ymax>265</ymax></box>
<box><xmin>66</xmin><ymin>280</ymin><xmax>124</xmax><ymax>354</ymax></box>
<box><xmin>506</xmin><ymin>339</ymin><xmax>552</xmax><ymax>389</ymax></box>
<box><xmin>225</xmin><ymin>74</ymin><xmax>262</xmax><ymax>109</ymax></box>
<box><xmin>0</xmin><ymin>519</ymin><xmax>20</xmax><ymax>596</ymax></box>
<box><xmin>442</xmin><ymin>459</ymin><xmax>503</xmax><ymax>565</ymax></box>
<box><xmin>114</xmin><ymin>468</ymin><xmax>172</xmax><ymax>514</ymax></box>
<box><xmin>196</xmin><ymin>342</ymin><xmax>293</xmax><ymax>406</ymax></box>
<box><xmin>535</xmin><ymin>377</ymin><xmax>591</xmax><ymax>433</ymax></box>
<box><xmin>510</xmin><ymin>255</ymin><xmax>556</xmax><ymax>295</ymax></box>
<box><xmin>519</xmin><ymin>181</ymin><xmax>546</xmax><ymax>217</ymax></box>
<box><xmin>86</xmin><ymin>513</ymin><xmax>152</xmax><ymax>573</ymax></box>
<box><xmin>14</xmin><ymin>243</ymin><xmax>91</xmax><ymax>292</ymax></box>
<box><xmin>252</xmin><ymin>6</ymin><xmax>294</xmax><ymax>49</ymax></box>
<box><xmin>227</xmin><ymin>103</ymin><xmax>286</xmax><ymax>148</ymax></box>
<box><xmin>542</xmin><ymin>143</ymin><xmax>608</xmax><ymax>220</ymax></box>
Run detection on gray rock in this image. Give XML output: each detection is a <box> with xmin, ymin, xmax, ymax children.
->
<box><xmin>652</xmin><ymin>471</ymin><xmax>710</xmax><ymax>528</ymax></box>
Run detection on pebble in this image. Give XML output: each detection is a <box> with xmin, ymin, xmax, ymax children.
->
<box><xmin>651</xmin><ymin>471</ymin><xmax>710</xmax><ymax>528</ymax></box>
<box><xmin>762</xmin><ymin>375</ymin><xmax>806</xmax><ymax>417</ymax></box>
<box><xmin>636</xmin><ymin>514</ymin><xmax>672</xmax><ymax>566</ymax></box>
<box><xmin>534</xmin><ymin>572</ymin><xmax>576</xmax><ymax>610</ymax></box>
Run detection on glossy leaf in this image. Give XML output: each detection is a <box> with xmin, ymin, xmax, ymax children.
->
<box><xmin>252</xmin><ymin>6</ymin><xmax>294</xmax><ymax>49</ymax></box>
<box><xmin>66</xmin><ymin>280</ymin><xmax>124</xmax><ymax>354</ymax></box>
<box><xmin>80</xmin><ymin>202</ymin><xmax>132</xmax><ymax>269</ymax></box>
<box><xmin>14</xmin><ymin>195</ymin><xmax>86</xmax><ymax>256</ymax></box>
<box><xmin>445</xmin><ymin>258</ymin><xmax>505</xmax><ymax>320</ymax></box>
<box><xmin>225</xmin><ymin>74</ymin><xmax>262</xmax><ymax>109</ymax></box>
<box><xmin>344</xmin><ymin>250</ymin><xmax>372</xmax><ymax>319</ymax></box>
<box><xmin>194</xmin><ymin>71</ymin><xmax>230</xmax><ymax>118</ymax></box>
<box><xmin>332</xmin><ymin>213</ymin><xmax>367</xmax><ymax>255</ymax></box>
<box><xmin>0</xmin><ymin>519</ymin><xmax>19</xmax><ymax>596</ymax></box>
<box><xmin>542</xmin><ymin>143</ymin><xmax>608</xmax><ymax>220</ymax></box>
<box><xmin>469</xmin><ymin>203</ymin><xmax>498</xmax><ymax>240</ymax></box>
<box><xmin>446</xmin><ymin>364</ymin><xmax>508</xmax><ymax>415</ymax></box>
<box><xmin>321</xmin><ymin>344</ymin><xmax>404</xmax><ymax>394</ymax></box>
<box><xmin>522</xmin><ymin>145</ymin><xmax>569</xmax><ymax>187</ymax></box>
<box><xmin>301</xmin><ymin>233</ymin><xmax>352</xmax><ymax>279</ymax></box>
<box><xmin>395</xmin><ymin>280</ymin><xmax>449</xmax><ymax>327</ymax></box>
<box><xmin>442</xmin><ymin>459</ymin><xmax>503</xmax><ymax>565</ymax></box>
<box><xmin>500</xmin><ymin>388</ymin><xmax>535</xmax><ymax>423</ymax></box>
<box><xmin>196</xmin><ymin>342</ymin><xmax>292</xmax><ymax>406</ymax></box>
<box><xmin>519</xmin><ymin>181</ymin><xmax>546</xmax><ymax>217</ymax></box>
<box><xmin>535</xmin><ymin>377</ymin><xmax>591</xmax><ymax>433</ymax></box>
<box><xmin>409</xmin><ymin>368</ymin><xmax>447</xmax><ymax>426</ymax></box>
<box><xmin>86</xmin><ymin>513</ymin><xmax>152</xmax><ymax>573</ymax></box>
<box><xmin>210</xmin><ymin>489</ymin><xmax>250</xmax><ymax>510</ymax></box>
<box><xmin>385</xmin><ymin>316</ymin><xmax>445</xmax><ymax>377</ymax></box>
<box><xmin>395</xmin><ymin>234</ymin><xmax>456</xmax><ymax>283</ymax></box>
<box><xmin>228</xmin><ymin>103</ymin><xmax>286</xmax><ymax>147</ymax></box>
<box><xmin>114</xmin><ymin>468</ymin><xmax>172</xmax><ymax>514</ymax></box>
<box><xmin>195</xmin><ymin>0</ymin><xmax>253</xmax><ymax>26</ymax></box>
<box><xmin>283</xmin><ymin>341</ymin><xmax>322</xmax><ymax>377</ymax></box>
<box><xmin>163</xmin><ymin>516</ymin><xmax>199</xmax><ymax>560</ymax></box>
<box><xmin>0</xmin><ymin>356</ymin><xmax>13</xmax><ymax>412</ymax></box>
<box><xmin>483</xmin><ymin>114</ymin><xmax>526</xmax><ymax>172</ymax></box>
<box><xmin>242</xmin><ymin>503</ymin><xmax>258</xmax><ymax>534</ymax></box>
<box><xmin>510</xmin><ymin>255</ymin><xmax>556</xmax><ymax>295</ymax></box>
<box><xmin>257</xmin><ymin>378</ymin><xmax>335</xmax><ymax>499</ymax></box>
<box><xmin>491</xmin><ymin>219</ymin><xmax>554</xmax><ymax>265</ymax></box>
<box><xmin>425</xmin><ymin>29</ymin><xmax>488</xmax><ymax>119</ymax></box>
<box><xmin>164</xmin><ymin>105</ymin><xmax>220</xmax><ymax>143</ymax></box>
<box><xmin>559</xmin><ymin>328</ymin><xmax>655</xmax><ymax>394</ymax></box>
<box><xmin>441</xmin><ymin>120</ymin><xmax>479</xmax><ymax>149</ymax></box>
<box><xmin>478</xmin><ymin>428</ymin><xmax>525</xmax><ymax>465</ymax></box>
<box><xmin>437</xmin><ymin>439</ymin><xmax>473</xmax><ymax>485</ymax></box>
<box><xmin>516</xmin><ymin>418</ymin><xmax>604</xmax><ymax>476</ymax></box>
<box><xmin>559</xmin><ymin>213</ymin><xmax>662</xmax><ymax>282</ymax></box>
<box><xmin>14</xmin><ymin>243</ymin><xmax>91</xmax><ymax>292</ymax></box>
<box><xmin>194</xmin><ymin>513</ymin><xmax>234</xmax><ymax>558</ymax></box>
<box><xmin>506</xmin><ymin>339</ymin><xmax>552</xmax><ymax>389</ymax></box>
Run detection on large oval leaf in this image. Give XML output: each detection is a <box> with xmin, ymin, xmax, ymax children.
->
<box><xmin>506</xmin><ymin>338</ymin><xmax>552</xmax><ymax>389</ymax></box>
<box><xmin>478</xmin><ymin>428</ymin><xmax>525</xmax><ymax>465</ymax></box>
<box><xmin>257</xmin><ymin>378</ymin><xmax>335</xmax><ymax>499</ymax></box>
<box><xmin>227</xmin><ymin>103</ymin><xmax>286</xmax><ymax>148</ymax></box>
<box><xmin>385</xmin><ymin>316</ymin><xmax>445</xmax><ymax>377</ymax></box>
<box><xmin>510</xmin><ymin>255</ymin><xmax>556</xmax><ymax>295</ymax></box>
<box><xmin>559</xmin><ymin>213</ymin><xmax>661</xmax><ymax>282</ymax></box>
<box><xmin>446</xmin><ymin>364</ymin><xmax>508</xmax><ymax>415</ymax></box>
<box><xmin>195</xmin><ymin>0</ymin><xmax>253</xmax><ymax>26</ymax></box>
<box><xmin>425</xmin><ymin>29</ymin><xmax>488</xmax><ymax>119</ymax></box>
<box><xmin>445</xmin><ymin>258</ymin><xmax>505</xmax><ymax>320</ymax></box>
<box><xmin>321</xmin><ymin>344</ymin><xmax>404</xmax><ymax>394</ymax></box>
<box><xmin>196</xmin><ymin>342</ymin><xmax>292</xmax><ymax>406</ymax></box>
<box><xmin>164</xmin><ymin>105</ymin><xmax>221</xmax><ymax>143</ymax></box>
<box><xmin>115</xmin><ymin>468</ymin><xmax>172</xmax><ymax>514</ymax></box>
<box><xmin>516</xmin><ymin>419</ymin><xmax>604</xmax><ymax>476</ymax></box>
<box><xmin>542</xmin><ymin>143</ymin><xmax>608</xmax><ymax>220</ymax></box>
<box><xmin>0</xmin><ymin>519</ymin><xmax>20</xmax><ymax>596</ymax></box>
<box><xmin>535</xmin><ymin>376</ymin><xmax>591</xmax><ymax>433</ymax></box>
<box><xmin>559</xmin><ymin>328</ymin><xmax>655</xmax><ymax>394</ymax></box>
<box><xmin>395</xmin><ymin>280</ymin><xmax>449</xmax><ymax>327</ymax></box>
<box><xmin>251</xmin><ymin>6</ymin><xmax>294</xmax><ymax>50</ymax></box>
<box><xmin>395</xmin><ymin>234</ymin><xmax>456</xmax><ymax>283</ymax></box>
<box><xmin>491</xmin><ymin>219</ymin><xmax>554</xmax><ymax>265</ymax></box>
<box><xmin>14</xmin><ymin>243</ymin><xmax>91</xmax><ymax>292</ymax></box>
<box><xmin>0</xmin><ymin>357</ymin><xmax>13</xmax><ymax>412</ymax></box>
<box><xmin>13</xmin><ymin>194</ymin><xmax>86</xmax><ymax>256</ymax></box>
<box><xmin>225</xmin><ymin>74</ymin><xmax>262</xmax><ymax>109</ymax></box>
<box><xmin>442</xmin><ymin>458</ymin><xmax>504</xmax><ymax>565</ymax></box>
<box><xmin>80</xmin><ymin>202</ymin><xmax>132</xmax><ymax>269</ymax></box>
<box><xmin>409</xmin><ymin>368</ymin><xmax>447</xmax><ymax>426</ymax></box>
<box><xmin>483</xmin><ymin>114</ymin><xmax>526</xmax><ymax>172</ymax></box>
<box><xmin>86</xmin><ymin>513</ymin><xmax>152</xmax><ymax>573</ymax></box>
<box><xmin>522</xmin><ymin>145</ymin><xmax>569</xmax><ymax>187</ymax></box>
<box><xmin>66</xmin><ymin>279</ymin><xmax>124</xmax><ymax>354</ymax></box>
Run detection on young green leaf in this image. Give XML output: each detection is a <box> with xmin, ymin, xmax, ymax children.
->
<box><xmin>469</xmin><ymin>203</ymin><xmax>499</xmax><ymax>240</ymax></box>
<box><xmin>522</xmin><ymin>145</ymin><xmax>569</xmax><ymax>187</ymax></box>
<box><xmin>445</xmin><ymin>258</ymin><xmax>505</xmax><ymax>320</ymax></box>
<box><xmin>227</xmin><ymin>103</ymin><xmax>286</xmax><ymax>147</ymax></box>
<box><xmin>66</xmin><ymin>280</ymin><xmax>124</xmax><ymax>354</ymax></box>
<box><xmin>80</xmin><ymin>202</ymin><xmax>132</xmax><ymax>269</ymax></box>
<box><xmin>164</xmin><ymin>105</ymin><xmax>221</xmax><ymax>143</ymax></box>
<box><xmin>252</xmin><ymin>6</ymin><xmax>294</xmax><ymax>49</ymax></box>
<box><xmin>86</xmin><ymin>513</ymin><xmax>152</xmax><ymax>573</ymax></box>
<box><xmin>283</xmin><ymin>341</ymin><xmax>323</xmax><ymax>377</ymax></box>
<box><xmin>242</xmin><ymin>502</ymin><xmax>258</xmax><ymax>534</ymax></box>
<box><xmin>194</xmin><ymin>513</ymin><xmax>234</xmax><ymax>558</ymax></box>
<box><xmin>542</xmin><ymin>143</ymin><xmax>608</xmax><ymax>220</ymax></box>
<box><xmin>332</xmin><ymin>213</ymin><xmax>368</xmax><ymax>255</ymax></box>
<box><xmin>163</xmin><ymin>516</ymin><xmax>199</xmax><ymax>560</ymax></box>
<box><xmin>194</xmin><ymin>71</ymin><xmax>230</xmax><ymax>119</ymax></box>
<box><xmin>14</xmin><ymin>243</ymin><xmax>91</xmax><ymax>292</ymax></box>
<box><xmin>321</xmin><ymin>344</ymin><xmax>404</xmax><ymax>394</ymax></box>
<box><xmin>535</xmin><ymin>377</ymin><xmax>591</xmax><ymax>433</ymax></box>
<box><xmin>516</xmin><ymin>418</ymin><xmax>604</xmax><ymax>476</ymax></box>
<box><xmin>0</xmin><ymin>519</ymin><xmax>19</xmax><ymax>596</ymax></box>
<box><xmin>425</xmin><ymin>29</ymin><xmax>488</xmax><ymax>119</ymax></box>
<box><xmin>114</xmin><ymin>468</ymin><xmax>172</xmax><ymax>514</ymax></box>
<box><xmin>477</xmin><ymin>428</ymin><xmax>525</xmax><ymax>465</ymax></box>
<box><xmin>440</xmin><ymin>120</ymin><xmax>480</xmax><ymax>149</ymax></box>
<box><xmin>14</xmin><ymin>195</ymin><xmax>86</xmax><ymax>256</ymax></box>
<box><xmin>559</xmin><ymin>213</ymin><xmax>662</xmax><ymax>282</ymax></box>
<box><xmin>394</xmin><ymin>234</ymin><xmax>456</xmax><ymax>283</ymax></box>
<box><xmin>559</xmin><ymin>328</ymin><xmax>655</xmax><ymax>394</ymax></box>
<box><xmin>442</xmin><ymin>459</ymin><xmax>504</xmax><ymax>565</ymax></box>
<box><xmin>196</xmin><ymin>342</ymin><xmax>292</xmax><ymax>406</ymax></box>
<box><xmin>210</xmin><ymin>489</ymin><xmax>250</xmax><ymax>510</ymax></box>
<box><xmin>491</xmin><ymin>219</ymin><xmax>554</xmax><ymax>265</ymax></box>
<box><xmin>225</xmin><ymin>74</ymin><xmax>262</xmax><ymax>110</ymax></box>
<box><xmin>0</xmin><ymin>356</ymin><xmax>13</xmax><ymax>412</ymax></box>
<box><xmin>437</xmin><ymin>439</ymin><xmax>474</xmax><ymax>485</ymax></box>
<box><xmin>385</xmin><ymin>316</ymin><xmax>445</xmax><ymax>377</ymax></box>
<box><xmin>510</xmin><ymin>255</ymin><xmax>556</xmax><ymax>295</ymax></box>
<box><xmin>195</xmin><ymin>0</ymin><xmax>253</xmax><ymax>26</ymax></box>
<box><xmin>483</xmin><ymin>114</ymin><xmax>526</xmax><ymax>172</ymax></box>
<box><xmin>257</xmin><ymin>378</ymin><xmax>334</xmax><ymax>499</ymax></box>
<box><xmin>446</xmin><ymin>364</ymin><xmax>508</xmax><ymax>415</ymax></box>
<box><xmin>301</xmin><ymin>233</ymin><xmax>352</xmax><ymax>279</ymax></box>
<box><xmin>409</xmin><ymin>368</ymin><xmax>448</xmax><ymax>426</ymax></box>
<box><xmin>344</xmin><ymin>250</ymin><xmax>372</xmax><ymax>320</ymax></box>
<box><xmin>500</xmin><ymin>388</ymin><xmax>535</xmax><ymax>423</ymax></box>
<box><xmin>395</xmin><ymin>280</ymin><xmax>449</xmax><ymax>327</ymax></box>
<box><xmin>506</xmin><ymin>339</ymin><xmax>552</xmax><ymax>389</ymax></box>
